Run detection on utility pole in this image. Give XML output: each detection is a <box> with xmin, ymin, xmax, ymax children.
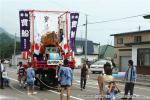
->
<box><xmin>14</xmin><ymin>33</ymin><xmax>16</xmax><ymax>56</ymax></box>
<box><xmin>98</xmin><ymin>42</ymin><xmax>100</xmax><ymax>59</ymax></box>
<box><xmin>13</xmin><ymin>33</ymin><xmax>16</xmax><ymax>66</ymax></box>
<box><xmin>84</xmin><ymin>15</ymin><xmax>88</xmax><ymax>61</ymax></box>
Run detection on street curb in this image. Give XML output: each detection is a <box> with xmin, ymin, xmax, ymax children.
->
<box><xmin>115</xmin><ymin>80</ymin><xmax>150</xmax><ymax>87</ymax></box>
<box><xmin>91</xmin><ymin>78</ymin><xmax>150</xmax><ymax>87</ymax></box>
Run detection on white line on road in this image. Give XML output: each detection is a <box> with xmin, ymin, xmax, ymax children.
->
<box><xmin>8</xmin><ymin>76</ymin><xmax>84</xmax><ymax>100</ymax></box>
<box><xmin>0</xmin><ymin>95</ymin><xmax>11</xmax><ymax>99</ymax></box>
<box><xmin>8</xmin><ymin>77</ymin><xmax>18</xmax><ymax>82</ymax></box>
<box><xmin>8</xmin><ymin>78</ymin><xmax>41</xmax><ymax>100</ymax></box>
<box><xmin>73</xmin><ymin>82</ymin><xmax>97</xmax><ymax>89</ymax></box>
<box><xmin>74</xmin><ymin>78</ymin><xmax>150</xmax><ymax>91</ymax></box>
<box><xmin>73</xmin><ymin>85</ymin><xmax>99</xmax><ymax>93</ymax></box>
<box><xmin>8</xmin><ymin>69</ymin><xmax>17</xmax><ymax>73</ymax></box>
<box><xmin>48</xmin><ymin>90</ymin><xmax>84</xmax><ymax>100</ymax></box>
<box><xmin>73</xmin><ymin>81</ymin><xmax>150</xmax><ymax>99</ymax></box>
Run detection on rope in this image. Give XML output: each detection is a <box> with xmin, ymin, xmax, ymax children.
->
<box><xmin>35</xmin><ymin>77</ymin><xmax>59</xmax><ymax>90</ymax></box>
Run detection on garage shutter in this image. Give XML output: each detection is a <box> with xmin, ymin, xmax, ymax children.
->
<box><xmin>120</xmin><ymin>56</ymin><xmax>131</xmax><ymax>72</ymax></box>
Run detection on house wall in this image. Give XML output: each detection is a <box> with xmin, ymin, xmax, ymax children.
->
<box><xmin>93</xmin><ymin>44</ymin><xmax>99</xmax><ymax>54</ymax></box>
<box><xmin>114</xmin><ymin>47</ymin><xmax>131</xmax><ymax>66</ymax></box>
<box><xmin>113</xmin><ymin>31</ymin><xmax>150</xmax><ymax>74</ymax></box>
<box><xmin>132</xmin><ymin>44</ymin><xmax>150</xmax><ymax>66</ymax></box>
<box><xmin>132</xmin><ymin>46</ymin><xmax>138</xmax><ymax>65</ymax></box>
<box><xmin>114</xmin><ymin>33</ymin><xmax>150</xmax><ymax>47</ymax></box>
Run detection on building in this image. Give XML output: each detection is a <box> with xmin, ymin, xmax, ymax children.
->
<box><xmin>99</xmin><ymin>45</ymin><xmax>114</xmax><ymax>59</ymax></box>
<box><xmin>111</xmin><ymin>30</ymin><xmax>150</xmax><ymax>75</ymax></box>
<box><xmin>74</xmin><ymin>38</ymin><xmax>100</xmax><ymax>67</ymax></box>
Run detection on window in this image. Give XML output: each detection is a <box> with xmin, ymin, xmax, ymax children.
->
<box><xmin>134</xmin><ymin>36</ymin><xmax>142</xmax><ymax>43</ymax></box>
<box><xmin>137</xmin><ymin>48</ymin><xmax>150</xmax><ymax>67</ymax></box>
<box><xmin>76</xmin><ymin>45</ymin><xmax>83</xmax><ymax>54</ymax></box>
<box><xmin>117</xmin><ymin>38</ymin><xmax>123</xmax><ymax>44</ymax></box>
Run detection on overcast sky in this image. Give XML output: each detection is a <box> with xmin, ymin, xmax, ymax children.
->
<box><xmin>0</xmin><ymin>0</ymin><xmax>150</xmax><ymax>45</ymax></box>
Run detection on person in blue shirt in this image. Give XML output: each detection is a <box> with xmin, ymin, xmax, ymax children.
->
<box><xmin>122</xmin><ymin>60</ymin><xmax>137</xmax><ymax>100</ymax></box>
<box><xmin>26</xmin><ymin>62</ymin><xmax>37</xmax><ymax>95</ymax></box>
<box><xmin>58</xmin><ymin>59</ymin><xmax>73</xmax><ymax>100</ymax></box>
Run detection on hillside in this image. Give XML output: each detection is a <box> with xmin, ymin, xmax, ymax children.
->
<box><xmin>0</xmin><ymin>27</ymin><xmax>21</xmax><ymax>59</ymax></box>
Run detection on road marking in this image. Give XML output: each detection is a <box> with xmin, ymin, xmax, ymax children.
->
<box><xmin>73</xmin><ymin>81</ymin><xmax>150</xmax><ymax>99</ymax></box>
<box><xmin>8</xmin><ymin>69</ymin><xmax>16</xmax><ymax>73</ymax></box>
<box><xmin>0</xmin><ymin>95</ymin><xmax>11</xmax><ymax>99</ymax></box>
<box><xmin>74</xmin><ymin>78</ymin><xmax>150</xmax><ymax>91</ymax></box>
<box><xmin>74</xmin><ymin>80</ymin><xmax>98</xmax><ymax>85</ymax></box>
<box><xmin>8</xmin><ymin>76</ymin><xmax>84</xmax><ymax>100</ymax></box>
<box><xmin>48</xmin><ymin>90</ymin><xmax>84</xmax><ymax>100</ymax></box>
<box><xmin>73</xmin><ymin>82</ymin><xmax>97</xmax><ymax>89</ymax></box>
<box><xmin>7</xmin><ymin>77</ymin><xmax>41</xmax><ymax>100</ymax></box>
<box><xmin>73</xmin><ymin>85</ymin><xmax>99</xmax><ymax>93</ymax></box>
<box><xmin>8</xmin><ymin>77</ymin><xmax>18</xmax><ymax>82</ymax></box>
<box><xmin>9</xmin><ymin>84</ymin><xmax>41</xmax><ymax>100</ymax></box>
<box><xmin>8</xmin><ymin>69</ymin><xmax>150</xmax><ymax>98</ymax></box>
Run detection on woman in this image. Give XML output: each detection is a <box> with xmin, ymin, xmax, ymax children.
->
<box><xmin>97</xmin><ymin>62</ymin><xmax>120</xmax><ymax>100</ymax></box>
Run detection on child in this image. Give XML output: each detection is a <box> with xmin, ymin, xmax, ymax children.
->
<box><xmin>3</xmin><ymin>77</ymin><xmax>10</xmax><ymax>87</ymax></box>
<box><xmin>107</xmin><ymin>81</ymin><xmax>120</xmax><ymax>100</ymax></box>
<box><xmin>3</xmin><ymin>71</ymin><xmax>10</xmax><ymax>87</ymax></box>
<box><xmin>17</xmin><ymin>62</ymin><xmax>26</xmax><ymax>87</ymax></box>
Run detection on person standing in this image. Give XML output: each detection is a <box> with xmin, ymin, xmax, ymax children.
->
<box><xmin>97</xmin><ymin>62</ymin><xmax>120</xmax><ymax>100</ymax></box>
<box><xmin>26</xmin><ymin>62</ymin><xmax>36</xmax><ymax>95</ymax></box>
<box><xmin>17</xmin><ymin>62</ymin><xmax>26</xmax><ymax>87</ymax></box>
<box><xmin>80</xmin><ymin>63</ymin><xmax>88</xmax><ymax>90</ymax></box>
<box><xmin>0</xmin><ymin>59</ymin><xmax>5</xmax><ymax>89</ymax></box>
<box><xmin>58</xmin><ymin>59</ymin><xmax>73</xmax><ymax>100</ymax></box>
<box><xmin>122</xmin><ymin>60</ymin><xmax>137</xmax><ymax>100</ymax></box>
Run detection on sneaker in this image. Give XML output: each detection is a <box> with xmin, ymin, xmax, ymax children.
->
<box><xmin>121</xmin><ymin>97</ymin><xmax>127</xmax><ymax>99</ymax></box>
<box><xmin>19</xmin><ymin>84</ymin><xmax>22</xmax><ymax>87</ymax></box>
<box><xmin>128</xmin><ymin>98</ymin><xmax>132</xmax><ymax>100</ymax></box>
<box><xmin>27</xmin><ymin>92</ymin><xmax>32</xmax><ymax>95</ymax></box>
<box><xmin>0</xmin><ymin>87</ymin><xmax>4</xmax><ymax>89</ymax></box>
<box><xmin>32</xmin><ymin>92</ymin><xmax>37</xmax><ymax>95</ymax></box>
<box><xmin>23</xmin><ymin>84</ymin><xmax>26</xmax><ymax>88</ymax></box>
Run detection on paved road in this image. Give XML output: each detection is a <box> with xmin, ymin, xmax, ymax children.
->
<box><xmin>1</xmin><ymin>68</ymin><xmax>150</xmax><ymax>100</ymax></box>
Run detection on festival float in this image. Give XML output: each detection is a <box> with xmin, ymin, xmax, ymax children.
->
<box><xmin>19</xmin><ymin>10</ymin><xmax>79</xmax><ymax>89</ymax></box>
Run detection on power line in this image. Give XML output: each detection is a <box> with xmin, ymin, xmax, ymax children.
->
<box><xmin>49</xmin><ymin>0</ymin><xmax>150</xmax><ymax>27</ymax></box>
<box><xmin>49</xmin><ymin>0</ymin><xmax>87</xmax><ymax>15</ymax></box>
<box><xmin>78</xmin><ymin>13</ymin><xmax>150</xmax><ymax>26</ymax></box>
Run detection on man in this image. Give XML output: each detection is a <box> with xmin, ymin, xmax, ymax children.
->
<box><xmin>0</xmin><ymin>59</ymin><xmax>5</xmax><ymax>89</ymax></box>
<box><xmin>122</xmin><ymin>60</ymin><xmax>137</xmax><ymax>100</ymax></box>
<box><xmin>58</xmin><ymin>59</ymin><xmax>73</xmax><ymax>100</ymax></box>
<box><xmin>26</xmin><ymin>62</ymin><xmax>36</xmax><ymax>95</ymax></box>
<box><xmin>80</xmin><ymin>63</ymin><xmax>88</xmax><ymax>90</ymax></box>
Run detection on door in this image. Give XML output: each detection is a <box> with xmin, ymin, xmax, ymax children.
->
<box><xmin>120</xmin><ymin>56</ymin><xmax>131</xmax><ymax>72</ymax></box>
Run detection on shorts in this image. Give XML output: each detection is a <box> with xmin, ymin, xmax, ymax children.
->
<box><xmin>18</xmin><ymin>75</ymin><xmax>26</xmax><ymax>81</ymax></box>
<box><xmin>61</xmin><ymin>85</ymin><xmax>70</xmax><ymax>90</ymax></box>
<box><xmin>27</xmin><ymin>81</ymin><xmax>34</xmax><ymax>87</ymax></box>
